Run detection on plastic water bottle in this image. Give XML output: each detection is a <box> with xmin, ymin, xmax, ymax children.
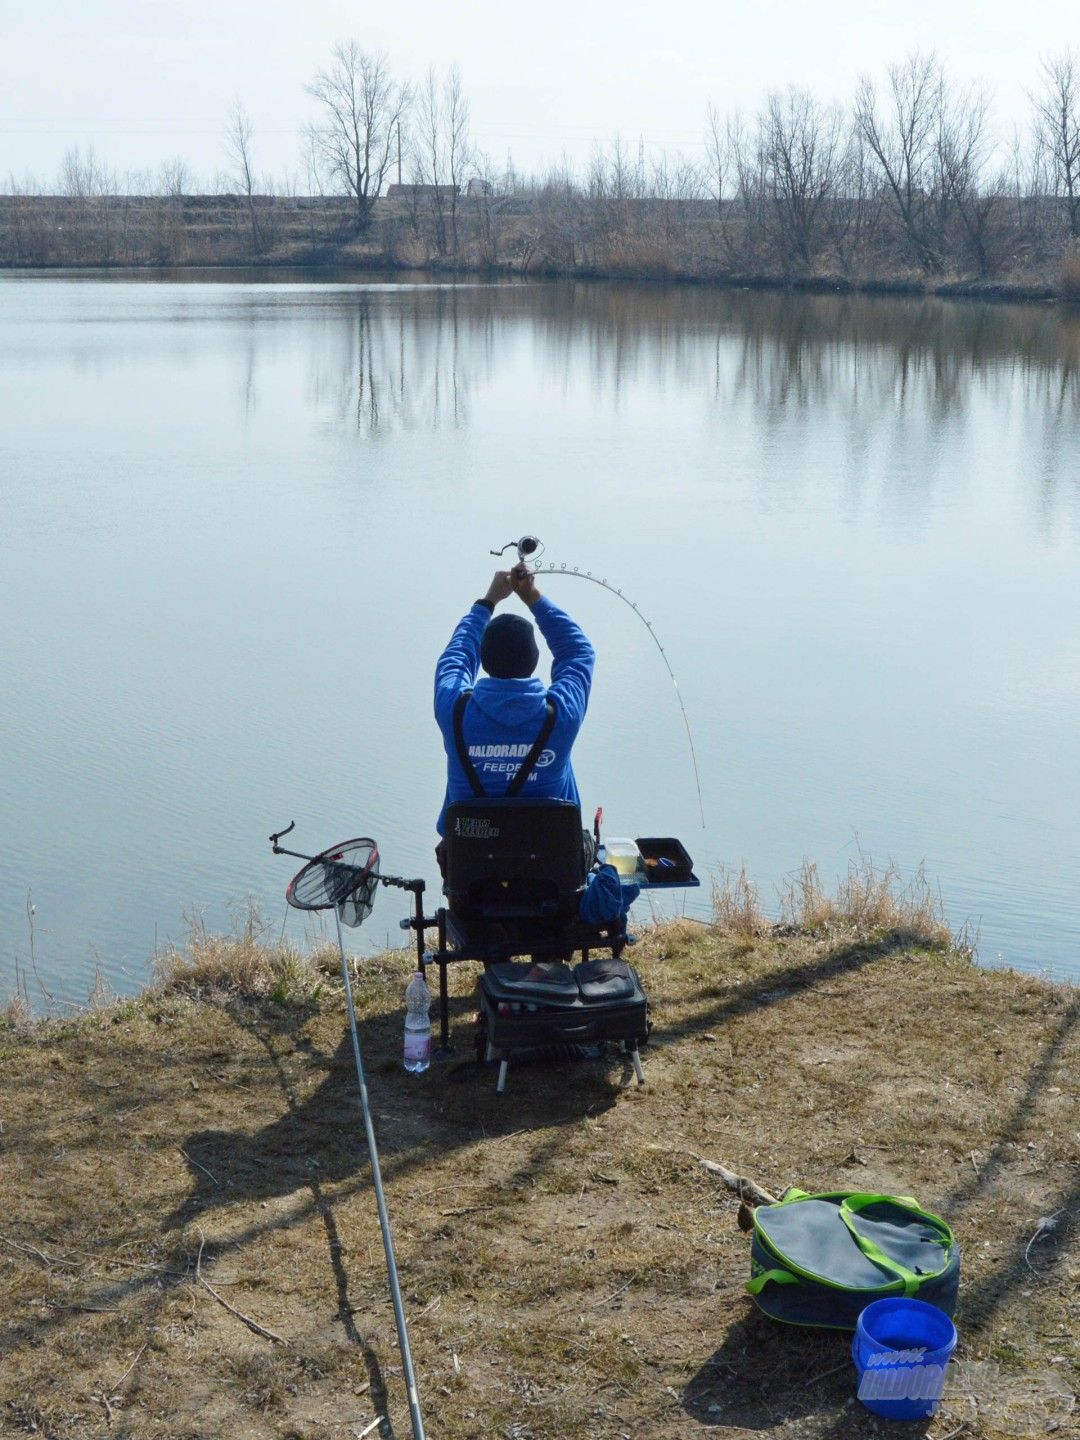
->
<box><xmin>403</xmin><ymin>970</ymin><xmax>432</xmax><ymax>1073</ymax></box>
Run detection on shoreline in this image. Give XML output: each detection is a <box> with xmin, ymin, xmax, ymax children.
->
<box><xmin>2</xmin><ymin>252</ymin><xmax>1073</xmax><ymax>309</ymax></box>
<box><xmin>2</xmin><ymin>918</ymin><xmax>1077</xmax><ymax>1438</ymax></box>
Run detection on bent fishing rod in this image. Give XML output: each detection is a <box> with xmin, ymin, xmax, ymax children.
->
<box><xmin>269</xmin><ymin>823</ymin><xmax>427</xmax><ymax>1440</ymax></box>
<box><xmin>491</xmin><ymin>535</ymin><xmax>706</xmax><ymax>827</ymax></box>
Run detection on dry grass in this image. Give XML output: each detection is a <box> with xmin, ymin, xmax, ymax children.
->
<box><xmin>712</xmin><ymin>854</ymin><xmax>956</xmax><ymax>955</ymax></box>
<box><xmin>1</xmin><ymin>990</ymin><xmax>32</xmax><ymax>1030</ymax></box>
<box><xmin>151</xmin><ymin>908</ymin><xmax>341</xmax><ymax>1003</ymax></box>
<box><xmin>777</xmin><ymin>855</ymin><xmax>953</xmax><ymax>947</ymax></box>
<box><xmin>710</xmin><ymin>865</ymin><xmax>766</xmax><ymax>949</ymax></box>
<box><xmin>0</xmin><ymin>924</ymin><xmax>1076</xmax><ymax>1439</ymax></box>
<box><xmin>1063</xmin><ymin>240</ymin><xmax>1080</xmax><ymax>302</ymax></box>
<box><xmin>595</xmin><ymin>233</ymin><xmax>678</xmax><ymax>279</ymax></box>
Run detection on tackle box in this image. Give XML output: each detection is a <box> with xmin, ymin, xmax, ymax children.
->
<box><xmin>478</xmin><ymin>958</ymin><xmax>649</xmax><ymax>1050</ymax></box>
<box><xmin>635</xmin><ymin>836</ymin><xmax>697</xmax><ymax>886</ymax></box>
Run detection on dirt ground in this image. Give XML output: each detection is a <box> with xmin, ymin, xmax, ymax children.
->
<box><xmin>1</xmin><ymin>923</ymin><xmax>1076</xmax><ymax>1440</ymax></box>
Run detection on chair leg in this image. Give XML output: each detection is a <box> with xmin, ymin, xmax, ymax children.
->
<box><xmin>630</xmin><ymin>1045</ymin><xmax>645</xmax><ymax>1086</ymax></box>
<box><xmin>438</xmin><ymin>960</ymin><xmax>450</xmax><ymax>1051</ymax></box>
<box><xmin>484</xmin><ymin>1040</ymin><xmax>494</xmax><ymax>1063</ymax></box>
<box><xmin>496</xmin><ymin>1057</ymin><xmax>509</xmax><ymax>1094</ymax></box>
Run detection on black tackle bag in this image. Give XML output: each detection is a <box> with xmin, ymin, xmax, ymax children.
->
<box><xmin>747</xmin><ymin>1189</ymin><xmax>960</xmax><ymax>1330</ymax></box>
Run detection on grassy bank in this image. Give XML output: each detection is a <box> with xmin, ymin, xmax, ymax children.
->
<box><xmin>1</xmin><ymin>902</ymin><xmax>1076</xmax><ymax>1439</ymax></box>
<box><xmin>3</xmin><ymin>194</ymin><xmax>1080</xmax><ymax>308</ymax></box>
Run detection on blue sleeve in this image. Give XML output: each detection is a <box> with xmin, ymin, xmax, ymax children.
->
<box><xmin>531</xmin><ymin>595</ymin><xmax>594</xmax><ymax>730</ymax></box>
<box><xmin>434</xmin><ymin>604</ymin><xmax>490</xmax><ymax>728</ymax></box>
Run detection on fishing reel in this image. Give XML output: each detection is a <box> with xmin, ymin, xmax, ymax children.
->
<box><xmin>490</xmin><ymin>534</ymin><xmax>544</xmax><ymax>569</ymax></box>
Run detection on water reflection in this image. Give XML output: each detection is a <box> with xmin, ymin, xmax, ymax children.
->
<box><xmin>293</xmin><ymin>282</ymin><xmax>1080</xmax><ymax>528</ymax></box>
<box><xmin>2</xmin><ymin>275</ymin><xmax>1079</xmax><ymax>995</ymax></box>
<box><xmin>304</xmin><ymin>289</ymin><xmax>492</xmax><ymax>434</ymax></box>
<box><xmin>291</xmin><ymin>278</ymin><xmax>1080</xmax><ymax>431</ymax></box>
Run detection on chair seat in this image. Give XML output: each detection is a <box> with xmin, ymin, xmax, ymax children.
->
<box><xmin>575</xmin><ymin>957</ymin><xmax>637</xmax><ymax>1001</ymax></box>
<box><xmin>481</xmin><ymin>957</ymin><xmax>640</xmax><ymax>1009</ymax></box>
<box><xmin>478</xmin><ymin>959</ymin><xmax>649</xmax><ymax>1053</ymax></box>
<box><xmin>486</xmin><ymin>960</ymin><xmax>578</xmax><ymax>1000</ymax></box>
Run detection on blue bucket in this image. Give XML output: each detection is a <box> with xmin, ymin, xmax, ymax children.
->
<box><xmin>852</xmin><ymin>1297</ymin><xmax>957</xmax><ymax>1421</ymax></box>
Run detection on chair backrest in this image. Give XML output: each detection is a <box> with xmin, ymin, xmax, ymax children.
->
<box><xmin>443</xmin><ymin>799</ymin><xmax>586</xmax><ymax>916</ymax></box>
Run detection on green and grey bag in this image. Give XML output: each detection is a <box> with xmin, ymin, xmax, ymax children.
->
<box><xmin>747</xmin><ymin>1190</ymin><xmax>960</xmax><ymax>1330</ymax></box>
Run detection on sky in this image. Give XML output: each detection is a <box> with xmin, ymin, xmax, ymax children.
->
<box><xmin>2</xmin><ymin>0</ymin><xmax>1078</xmax><ymax>189</ymax></box>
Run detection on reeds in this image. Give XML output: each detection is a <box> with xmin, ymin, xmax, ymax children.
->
<box><xmin>779</xmin><ymin>855</ymin><xmax>953</xmax><ymax>946</ymax></box>
<box><xmin>1063</xmin><ymin>240</ymin><xmax>1080</xmax><ymax>301</ymax></box>
<box><xmin>710</xmin><ymin>866</ymin><xmax>766</xmax><ymax>947</ymax></box>
<box><xmin>712</xmin><ymin>854</ymin><xmax>958</xmax><ymax>951</ymax></box>
<box><xmin>151</xmin><ymin>906</ymin><xmax>339</xmax><ymax>1001</ymax></box>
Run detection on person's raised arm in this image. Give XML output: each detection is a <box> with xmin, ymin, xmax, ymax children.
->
<box><xmin>433</xmin><ymin>571</ymin><xmax>512</xmax><ymax>725</ymax></box>
<box><xmin>510</xmin><ymin>565</ymin><xmax>594</xmax><ymax>726</ymax></box>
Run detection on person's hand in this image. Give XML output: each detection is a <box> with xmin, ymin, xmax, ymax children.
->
<box><xmin>510</xmin><ymin>563</ymin><xmax>542</xmax><ymax>608</ymax></box>
<box><xmin>484</xmin><ymin>570</ymin><xmax>513</xmax><ymax>606</ymax></box>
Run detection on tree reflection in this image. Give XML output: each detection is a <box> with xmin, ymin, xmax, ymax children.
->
<box><xmin>295</xmin><ymin>279</ymin><xmax>1079</xmax><ymax>516</ymax></box>
<box><xmin>305</xmin><ymin>285</ymin><xmax>499</xmax><ymax>434</ymax></box>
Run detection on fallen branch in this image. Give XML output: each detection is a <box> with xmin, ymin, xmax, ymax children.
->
<box><xmin>557</xmin><ymin>1271</ymin><xmax>640</xmax><ymax>1317</ymax></box>
<box><xmin>801</xmin><ymin>1359</ymin><xmax>851</xmax><ymax>1387</ymax></box>
<box><xmin>194</xmin><ymin>1228</ymin><xmax>287</xmax><ymax>1345</ymax></box>
<box><xmin>45</xmin><ymin>1300</ymin><xmax>120</xmax><ymax>1315</ymax></box>
<box><xmin>108</xmin><ymin>1342</ymin><xmax>148</xmax><ymax>1394</ymax></box>
<box><xmin>931</xmin><ymin>1422</ymin><xmax>969</xmax><ymax>1440</ymax></box>
<box><xmin>0</xmin><ymin>1232</ymin><xmax>78</xmax><ymax>1269</ymax></box>
<box><xmin>178</xmin><ymin>1147</ymin><xmax>220</xmax><ymax>1187</ymax></box>
<box><xmin>696</xmin><ymin>1157</ymin><xmax>778</xmax><ymax>1208</ymax></box>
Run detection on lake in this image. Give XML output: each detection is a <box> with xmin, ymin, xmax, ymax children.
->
<box><xmin>2</xmin><ymin>271</ymin><xmax>1079</xmax><ymax>1002</ymax></box>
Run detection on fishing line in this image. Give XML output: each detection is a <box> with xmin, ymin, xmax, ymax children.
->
<box><xmin>491</xmin><ymin>537</ymin><xmax>705</xmax><ymax>827</ymax></box>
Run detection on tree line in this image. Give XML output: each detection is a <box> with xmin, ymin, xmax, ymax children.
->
<box><xmin>3</xmin><ymin>43</ymin><xmax>1079</xmax><ymax>294</ymax></box>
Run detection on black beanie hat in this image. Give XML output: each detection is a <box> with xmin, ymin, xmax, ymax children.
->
<box><xmin>481</xmin><ymin>613</ymin><xmax>540</xmax><ymax>679</ymax></box>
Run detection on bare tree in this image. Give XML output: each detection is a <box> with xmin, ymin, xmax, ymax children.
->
<box><xmin>1031</xmin><ymin>51</ymin><xmax>1080</xmax><ymax>238</ymax></box>
<box><xmin>307</xmin><ymin>42</ymin><xmax>409</xmax><ymax>233</ymax></box>
<box><xmin>1009</xmin><ymin>127</ymin><xmax>1052</xmax><ymax>264</ymax></box>
<box><xmin>465</xmin><ymin>150</ymin><xmax>504</xmax><ymax>263</ymax></box>
<box><xmin>59</xmin><ymin>144</ymin><xmax>102</xmax><ymax>199</ymax></box>
<box><xmin>760</xmin><ymin>88</ymin><xmax>846</xmax><ymax>272</ymax></box>
<box><xmin>649</xmin><ymin>152</ymin><xmax>702</xmax><ymax>244</ymax></box>
<box><xmin>57</xmin><ymin>144</ymin><xmax>122</xmax><ymax>262</ymax></box>
<box><xmin>936</xmin><ymin>84</ymin><xmax>1001</xmax><ymax>276</ymax></box>
<box><xmin>448</xmin><ymin>71</ymin><xmax>473</xmax><ymax>249</ymax></box>
<box><xmin>226</xmin><ymin>101</ymin><xmax>262</xmax><ymax>254</ymax></box>
<box><xmin>302</xmin><ymin>127</ymin><xmax>326</xmax><ymax>198</ymax></box>
<box><xmin>158</xmin><ymin>156</ymin><xmax>191</xmax><ymax>197</ymax></box>
<box><xmin>855</xmin><ymin>52</ymin><xmax>947</xmax><ymax>274</ymax></box>
<box><xmin>412</xmin><ymin>66</ymin><xmax>471</xmax><ymax>256</ymax></box>
<box><xmin>726</xmin><ymin>112</ymin><xmax>768</xmax><ymax>267</ymax></box>
<box><xmin>826</xmin><ymin>124</ymin><xmax>881</xmax><ymax>276</ymax></box>
<box><xmin>704</xmin><ymin>104</ymin><xmax>744</xmax><ymax>266</ymax></box>
<box><xmin>704</xmin><ymin>103</ymin><xmax>727</xmax><ymax>223</ymax></box>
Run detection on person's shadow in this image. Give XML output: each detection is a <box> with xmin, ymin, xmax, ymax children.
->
<box><xmin>165</xmin><ymin>992</ymin><xmax>630</xmax><ymax>1434</ymax></box>
<box><xmin>169</xmin><ymin>990</ymin><xmax>629</xmax><ymax>1226</ymax></box>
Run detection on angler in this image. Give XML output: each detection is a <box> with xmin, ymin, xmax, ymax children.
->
<box><xmin>433</xmin><ymin>561</ymin><xmax>595</xmax><ymax>863</ymax></box>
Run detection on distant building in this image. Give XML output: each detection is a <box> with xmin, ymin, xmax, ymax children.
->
<box><xmin>466</xmin><ymin>177</ymin><xmax>494</xmax><ymax>197</ymax></box>
<box><xmin>385</xmin><ymin>183</ymin><xmax>459</xmax><ymax>200</ymax></box>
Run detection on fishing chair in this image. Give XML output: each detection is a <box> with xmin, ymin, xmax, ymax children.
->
<box><xmin>422</xmin><ymin>798</ymin><xmax>649</xmax><ymax>1091</ymax></box>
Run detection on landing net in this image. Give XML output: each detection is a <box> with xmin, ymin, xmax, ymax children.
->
<box><xmin>285</xmin><ymin>838</ymin><xmax>380</xmax><ymax>928</ymax></box>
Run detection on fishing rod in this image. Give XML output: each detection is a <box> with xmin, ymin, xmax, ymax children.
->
<box><xmin>490</xmin><ymin>536</ymin><xmax>706</xmax><ymax>827</ymax></box>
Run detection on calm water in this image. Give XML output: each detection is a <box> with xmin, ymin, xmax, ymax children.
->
<box><xmin>2</xmin><ymin>272</ymin><xmax>1079</xmax><ymax>1001</ymax></box>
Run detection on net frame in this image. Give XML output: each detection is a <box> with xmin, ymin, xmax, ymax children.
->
<box><xmin>285</xmin><ymin>838</ymin><xmax>380</xmax><ymax>928</ymax></box>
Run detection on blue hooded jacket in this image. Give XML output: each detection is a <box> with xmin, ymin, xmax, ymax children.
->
<box><xmin>434</xmin><ymin>595</ymin><xmax>594</xmax><ymax>835</ymax></box>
